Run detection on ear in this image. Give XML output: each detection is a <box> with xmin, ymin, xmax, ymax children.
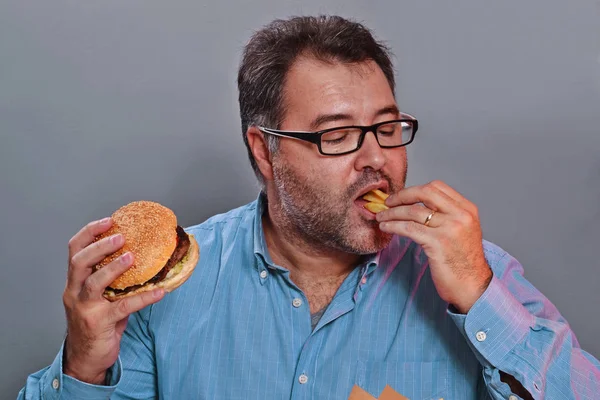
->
<box><xmin>247</xmin><ymin>126</ymin><xmax>274</xmax><ymax>181</ymax></box>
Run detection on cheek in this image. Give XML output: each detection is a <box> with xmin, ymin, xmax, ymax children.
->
<box><xmin>391</xmin><ymin>157</ymin><xmax>407</xmax><ymax>172</ymax></box>
<box><xmin>387</xmin><ymin>150</ymin><xmax>408</xmax><ymax>172</ymax></box>
<box><xmin>321</xmin><ymin>161</ymin><xmax>355</xmax><ymax>187</ymax></box>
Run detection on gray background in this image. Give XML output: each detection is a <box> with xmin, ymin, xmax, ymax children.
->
<box><xmin>1</xmin><ymin>0</ymin><xmax>599</xmax><ymax>397</ymax></box>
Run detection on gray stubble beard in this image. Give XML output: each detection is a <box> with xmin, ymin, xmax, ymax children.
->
<box><xmin>270</xmin><ymin>159</ymin><xmax>406</xmax><ymax>256</ymax></box>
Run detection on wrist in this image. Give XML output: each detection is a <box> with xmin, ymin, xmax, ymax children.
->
<box><xmin>63</xmin><ymin>340</ymin><xmax>108</xmax><ymax>385</ymax></box>
<box><xmin>452</xmin><ymin>269</ymin><xmax>493</xmax><ymax>314</ymax></box>
<box><xmin>63</xmin><ymin>361</ymin><xmax>107</xmax><ymax>385</ymax></box>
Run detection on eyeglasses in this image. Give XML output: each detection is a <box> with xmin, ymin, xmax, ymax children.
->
<box><xmin>257</xmin><ymin>112</ymin><xmax>418</xmax><ymax>156</ymax></box>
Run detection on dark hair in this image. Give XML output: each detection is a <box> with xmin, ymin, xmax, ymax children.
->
<box><xmin>237</xmin><ymin>15</ymin><xmax>396</xmax><ymax>186</ymax></box>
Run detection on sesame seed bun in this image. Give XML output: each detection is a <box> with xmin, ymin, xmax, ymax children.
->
<box><xmin>93</xmin><ymin>200</ymin><xmax>198</xmax><ymax>301</ymax></box>
<box><xmin>102</xmin><ymin>234</ymin><xmax>198</xmax><ymax>301</ymax></box>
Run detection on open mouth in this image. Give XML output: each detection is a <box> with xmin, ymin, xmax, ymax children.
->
<box><xmin>354</xmin><ymin>184</ymin><xmax>390</xmax><ymax>218</ymax></box>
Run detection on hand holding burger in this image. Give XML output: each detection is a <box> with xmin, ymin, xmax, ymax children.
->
<box><xmin>62</xmin><ymin>201</ymin><xmax>198</xmax><ymax>384</ymax></box>
<box><xmin>95</xmin><ymin>201</ymin><xmax>198</xmax><ymax>300</ymax></box>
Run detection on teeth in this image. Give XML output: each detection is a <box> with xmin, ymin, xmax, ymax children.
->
<box><xmin>362</xmin><ymin>189</ymin><xmax>389</xmax><ymax>213</ymax></box>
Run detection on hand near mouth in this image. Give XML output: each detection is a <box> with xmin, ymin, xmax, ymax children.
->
<box><xmin>372</xmin><ymin>181</ymin><xmax>493</xmax><ymax>314</ymax></box>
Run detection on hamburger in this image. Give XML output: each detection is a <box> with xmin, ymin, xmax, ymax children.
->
<box><xmin>94</xmin><ymin>200</ymin><xmax>199</xmax><ymax>301</ymax></box>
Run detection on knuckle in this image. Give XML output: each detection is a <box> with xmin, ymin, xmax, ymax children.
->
<box><xmin>116</xmin><ymin>299</ymin><xmax>131</xmax><ymax>316</ymax></box>
<box><xmin>93</xmin><ymin>238</ymin><xmax>105</xmax><ymax>252</ymax></box>
<box><xmin>458</xmin><ymin>210</ymin><xmax>474</xmax><ymax>225</ymax></box>
<box><xmin>81</xmin><ymin>279</ymin><xmax>96</xmax><ymax>298</ymax></box>
<box><xmin>92</xmin><ymin>237</ymin><xmax>111</xmax><ymax>256</ymax></box>
<box><xmin>448</xmin><ymin>219</ymin><xmax>464</xmax><ymax>234</ymax></box>
<box><xmin>423</xmin><ymin>183</ymin><xmax>437</xmax><ymax>195</ymax></box>
<box><xmin>62</xmin><ymin>292</ymin><xmax>73</xmax><ymax>309</ymax></box>
<box><xmin>68</xmin><ymin>236</ymin><xmax>77</xmax><ymax>252</ymax></box>
<box><xmin>408</xmin><ymin>204</ymin><xmax>423</xmax><ymax>219</ymax></box>
<box><xmin>70</xmin><ymin>252</ymin><xmax>83</xmax><ymax>270</ymax></box>
<box><xmin>86</xmin><ymin>220</ymin><xmax>97</xmax><ymax>232</ymax></box>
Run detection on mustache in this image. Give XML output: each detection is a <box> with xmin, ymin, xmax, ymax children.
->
<box><xmin>346</xmin><ymin>170</ymin><xmax>393</xmax><ymax>199</ymax></box>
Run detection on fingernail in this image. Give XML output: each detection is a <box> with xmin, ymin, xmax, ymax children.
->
<box><xmin>119</xmin><ymin>252</ymin><xmax>132</xmax><ymax>265</ymax></box>
<box><xmin>111</xmin><ymin>234</ymin><xmax>123</xmax><ymax>245</ymax></box>
<box><xmin>100</xmin><ymin>217</ymin><xmax>111</xmax><ymax>225</ymax></box>
<box><xmin>153</xmin><ymin>288</ymin><xmax>164</xmax><ymax>298</ymax></box>
<box><xmin>380</xmin><ymin>222</ymin><xmax>389</xmax><ymax>230</ymax></box>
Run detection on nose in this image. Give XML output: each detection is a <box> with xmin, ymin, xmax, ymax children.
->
<box><xmin>354</xmin><ymin>131</ymin><xmax>385</xmax><ymax>171</ymax></box>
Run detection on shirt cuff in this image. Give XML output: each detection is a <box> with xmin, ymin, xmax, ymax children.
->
<box><xmin>447</xmin><ymin>274</ymin><xmax>535</xmax><ymax>368</ymax></box>
<box><xmin>41</xmin><ymin>339</ymin><xmax>122</xmax><ymax>399</ymax></box>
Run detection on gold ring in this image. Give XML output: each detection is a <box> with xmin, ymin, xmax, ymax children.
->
<box><xmin>424</xmin><ymin>211</ymin><xmax>436</xmax><ymax>226</ymax></box>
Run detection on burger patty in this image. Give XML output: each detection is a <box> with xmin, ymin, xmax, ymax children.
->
<box><xmin>109</xmin><ymin>226</ymin><xmax>191</xmax><ymax>294</ymax></box>
<box><xmin>147</xmin><ymin>226</ymin><xmax>190</xmax><ymax>284</ymax></box>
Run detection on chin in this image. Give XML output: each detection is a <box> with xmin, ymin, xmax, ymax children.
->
<box><xmin>345</xmin><ymin>223</ymin><xmax>393</xmax><ymax>254</ymax></box>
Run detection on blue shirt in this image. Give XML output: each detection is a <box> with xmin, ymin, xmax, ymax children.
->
<box><xmin>19</xmin><ymin>194</ymin><xmax>600</xmax><ymax>399</ymax></box>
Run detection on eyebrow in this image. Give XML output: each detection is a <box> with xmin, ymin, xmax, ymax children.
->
<box><xmin>309</xmin><ymin>104</ymin><xmax>400</xmax><ymax>131</ymax></box>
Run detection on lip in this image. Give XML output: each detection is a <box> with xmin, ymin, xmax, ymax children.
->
<box><xmin>355</xmin><ymin>181</ymin><xmax>390</xmax><ymax>200</ymax></box>
<box><xmin>353</xmin><ymin>181</ymin><xmax>390</xmax><ymax>221</ymax></box>
<box><xmin>354</xmin><ymin>199</ymin><xmax>378</xmax><ymax>220</ymax></box>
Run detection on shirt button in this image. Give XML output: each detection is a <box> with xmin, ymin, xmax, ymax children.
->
<box><xmin>298</xmin><ymin>374</ymin><xmax>308</xmax><ymax>384</ymax></box>
<box><xmin>475</xmin><ymin>331</ymin><xmax>487</xmax><ymax>342</ymax></box>
<box><xmin>52</xmin><ymin>378</ymin><xmax>59</xmax><ymax>390</ymax></box>
<box><xmin>361</xmin><ymin>277</ymin><xmax>367</xmax><ymax>284</ymax></box>
<box><xmin>292</xmin><ymin>298</ymin><xmax>303</xmax><ymax>308</ymax></box>
<box><xmin>508</xmin><ymin>395</ymin><xmax>518</xmax><ymax>400</ymax></box>
<box><xmin>259</xmin><ymin>270</ymin><xmax>268</xmax><ymax>279</ymax></box>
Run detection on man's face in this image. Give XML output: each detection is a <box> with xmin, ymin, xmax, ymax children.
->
<box><xmin>270</xmin><ymin>57</ymin><xmax>408</xmax><ymax>254</ymax></box>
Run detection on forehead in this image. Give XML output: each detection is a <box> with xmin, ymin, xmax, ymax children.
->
<box><xmin>281</xmin><ymin>57</ymin><xmax>396</xmax><ymax>126</ymax></box>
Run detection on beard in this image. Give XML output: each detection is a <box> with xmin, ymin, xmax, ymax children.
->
<box><xmin>270</xmin><ymin>159</ymin><xmax>407</xmax><ymax>255</ymax></box>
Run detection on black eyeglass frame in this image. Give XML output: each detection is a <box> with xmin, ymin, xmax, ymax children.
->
<box><xmin>257</xmin><ymin>113</ymin><xmax>418</xmax><ymax>156</ymax></box>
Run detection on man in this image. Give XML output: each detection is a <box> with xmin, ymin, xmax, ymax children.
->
<box><xmin>19</xmin><ymin>15</ymin><xmax>600</xmax><ymax>399</ymax></box>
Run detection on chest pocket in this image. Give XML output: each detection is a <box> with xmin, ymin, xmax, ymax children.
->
<box><xmin>355</xmin><ymin>360</ymin><xmax>449</xmax><ymax>400</ymax></box>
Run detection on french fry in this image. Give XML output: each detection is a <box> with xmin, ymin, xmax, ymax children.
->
<box><xmin>364</xmin><ymin>202</ymin><xmax>389</xmax><ymax>213</ymax></box>
<box><xmin>362</xmin><ymin>189</ymin><xmax>390</xmax><ymax>213</ymax></box>
<box><xmin>362</xmin><ymin>193</ymin><xmax>383</xmax><ymax>203</ymax></box>
<box><xmin>362</xmin><ymin>189</ymin><xmax>389</xmax><ymax>204</ymax></box>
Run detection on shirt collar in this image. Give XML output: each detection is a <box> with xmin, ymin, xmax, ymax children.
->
<box><xmin>252</xmin><ymin>191</ymin><xmax>382</xmax><ymax>274</ymax></box>
<box><xmin>252</xmin><ymin>191</ymin><xmax>279</xmax><ymax>271</ymax></box>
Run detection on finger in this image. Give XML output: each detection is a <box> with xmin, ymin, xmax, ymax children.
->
<box><xmin>68</xmin><ymin>218</ymin><xmax>113</xmax><ymax>260</ymax></box>
<box><xmin>385</xmin><ymin>183</ymin><xmax>458</xmax><ymax>214</ymax></box>
<box><xmin>109</xmin><ymin>289</ymin><xmax>165</xmax><ymax>323</ymax></box>
<box><xmin>80</xmin><ymin>252</ymin><xmax>134</xmax><ymax>301</ymax></box>
<box><xmin>378</xmin><ymin>220</ymin><xmax>434</xmax><ymax>246</ymax></box>
<box><xmin>67</xmin><ymin>233</ymin><xmax>124</xmax><ymax>293</ymax></box>
<box><xmin>376</xmin><ymin>204</ymin><xmax>442</xmax><ymax>227</ymax></box>
<box><xmin>429</xmin><ymin>180</ymin><xmax>476</xmax><ymax>212</ymax></box>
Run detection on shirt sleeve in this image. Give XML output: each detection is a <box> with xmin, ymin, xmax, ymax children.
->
<box><xmin>448</xmin><ymin>244</ymin><xmax>600</xmax><ymax>399</ymax></box>
<box><xmin>16</xmin><ymin>339</ymin><xmax>121</xmax><ymax>400</ymax></box>
<box><xmin>17</xmin><ymin>306</ymin><xmax>157</xmax><ymax>400</ymax></box>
